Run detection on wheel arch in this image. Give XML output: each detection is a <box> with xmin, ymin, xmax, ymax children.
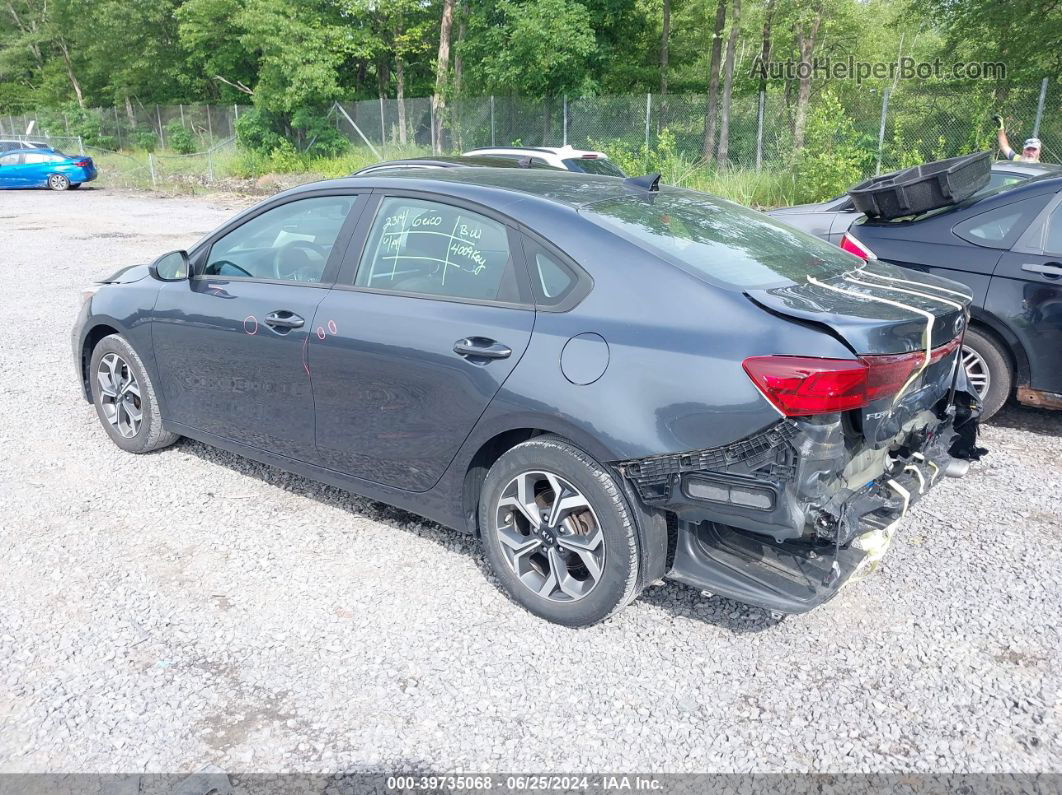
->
<box><xmin>79</xmin><ymin>322</ymin><xmax>123</xmax><ymax>400</ymax></box>
<box><xmin>459</xmin><ymin>422</ymin><xmax>669</xmax><ymax>588</ymax></box>
<box><xmin>967</xmin><ymin>309</ymin><xmax>1028</xmax><ymax>386</ymax></box>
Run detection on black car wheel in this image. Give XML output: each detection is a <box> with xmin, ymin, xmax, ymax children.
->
<box><xmin>961</xmin><ymin>327</ymin><xmax>1012</xmax><ymax>421</ymax></box>
<box><xmin>48</xmin><ymin>174</ymin><xmax>70</xmax><ymax>191</ymax></box>
<box><xmin>89</xmin><ymin>335</ymin><xmax>179</xmax><ymax>453</ymax></box>
<box><xmin>479</xmin><ymin>436</ymin><xmax>641</xmax><ymax>627</ymax></box>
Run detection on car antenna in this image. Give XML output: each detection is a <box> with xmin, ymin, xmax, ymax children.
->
<box><xmin>624</xmin><ymin>173</ymin><xmax>661</xmax><ymax>192</ymax></box>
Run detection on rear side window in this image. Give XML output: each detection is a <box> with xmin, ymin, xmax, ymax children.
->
<box><xmin>562</xmin><ymin>158</ymin><xmax>625</xmax><ymax>177</ymax></box>
<box><xmin>520</xmin><ymin>238</ymin><xmax>584</xmax><ymax>307</ymax></box>
<box><xmin>953</xmin><ymin>196</ymin><xmax>1047</xmax><ymax>249</ymax></box>
<box><xmin>0</xmin><ymin>153</ymin><xmax>20</xmax><ymax>165</ymax></box>
<box><xmin>583</xmin><ymin>191</ymin><xmax>854</xmax><ymax>289</ymax></box>
<box><xmin>22</xmin><ymin>152</ymin><xmax>51</xmax><ymax>164</ymax></box>
<box><xmin>354</xmin><ymin>197</ymin><xmax>522</xmax><ymax>303</ymax></box>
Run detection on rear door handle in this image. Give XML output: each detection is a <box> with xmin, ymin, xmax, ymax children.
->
<box><xmin>453</xmin><ymin>337</ymin><xmax>512</xmax><ymax>360</ymax></box>
<box><xmin>264</xmin><ymin>310</ymin><xmax>305</xmax><ymax>329</ymax></box>
<box><xmin>1021</xmin><ymin>262</ymin><xmax>1062</xmax><ymax>279</ymax></box>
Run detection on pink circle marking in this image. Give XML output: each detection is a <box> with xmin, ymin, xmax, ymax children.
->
<box><xmin>327</xmin><ymin>319</ymin><xmax>337</xmax><ymax>335</ymax></box>
<box><xmin>243</xmin><ymin>315</ymin><xmax>258</xmax><ymax>335</ymax></box>
<box><xmin>316</xmin><ymin>326</ymin><xmax>326</xmax><ymax>340</ymax></box>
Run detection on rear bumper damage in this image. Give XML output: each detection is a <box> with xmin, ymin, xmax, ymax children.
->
<box><xmin>616</xmin><ymin>390</ymin><xmax>986</xmax><ymax>614</ymax></box>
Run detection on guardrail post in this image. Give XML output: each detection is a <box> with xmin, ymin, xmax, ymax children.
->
<box><xmin>1033</xmin><ymin>77</ymin><xmax>1048</xmax><ymax>137</ymax></box>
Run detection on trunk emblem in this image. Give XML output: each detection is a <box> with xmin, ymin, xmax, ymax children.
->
<box><xmin>953</xmin><ymin>315</ymin><xmax>965</xmax><ymax>336</ymax></box>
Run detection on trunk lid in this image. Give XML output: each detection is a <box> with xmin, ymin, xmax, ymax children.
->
<box><xmin>745</xmin><ymin>260</ymin><xmax>970</xmax><ymax>355</ymax></box>
<box><xmin>745</xmin><ymin>260</ymin><xmax>973</xmax><ymax>446</ymax></box>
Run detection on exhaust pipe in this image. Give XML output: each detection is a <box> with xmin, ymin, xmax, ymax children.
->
<box><xmin>943</xmin><ymin>458</ymin><xmax>970</xmax><ymax>478</ymax></box>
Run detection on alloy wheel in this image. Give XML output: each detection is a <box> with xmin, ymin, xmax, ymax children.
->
<box><xmin>494</xmin><ymin>470</ymin><xmax>605</xmax><ymax>602</ymax></box>
<box><xmin>961</xmin><ymin>344</ymin><xmax>990</xmax><ymax>399</ymax></box>
<box><xmin>48</xmin><ymin>174</ymin><xmax>68</xmax><ymax>190</ymax></box>
<box><xmin>97</xmin><ymin>353</ymin><xmax>143</xmax><ymax>438</ymax></box>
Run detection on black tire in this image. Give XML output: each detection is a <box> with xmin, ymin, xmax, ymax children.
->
<box><xmin>89</xmin><ymin>334</ymin><xmax>179</xmax><ymax>453</ymax></box>
<box><xmin>69</xmin><ymin>183</ymin><xmax>82</xmax><ymax>189</ymax></box>
<box><xmin>962</xmin><ymin>327</ymin><xmax>1012</xmax><ymax>421</ymax></box>
<box><xmin>478</xmin><ymin>436</ymin><xmax>641</xmax><ymax>627</ymax></box>
<box><xmin>47</xmin><ymin>173</ymin><xmax>70</xmax><ymax>191</ymax></box>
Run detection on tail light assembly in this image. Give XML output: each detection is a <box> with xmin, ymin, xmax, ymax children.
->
<box><xmin>74</xmin><ymin>159</ymin><xmax>91</xmax><ymax>168</ymax></box>
<box><xmin>840</xmin><ymin>232</ymin><xmax>876</xmax><ymax>261</ymax></box>
<box><xmin>743</xmin><ymin>336</ymin><xmax>961</xmax><ymax>417</ymax></box>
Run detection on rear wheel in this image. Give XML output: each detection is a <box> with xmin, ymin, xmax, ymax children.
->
<box><xmin>478</xmin><ymin>436</ymin><xmax>641</xmax><ymax>627</ymax></box>
<box><xmin>89</xmin><ymin>335</ymin><xmax>179</xmax><ymax>453</ymax></box>
<box><xmin>961</xmin><ymin>327</ymin><xmax>1011</xmax><ymax>420</ymax></box>
<box><xmin>47</xmin><ymin>173</ymin><xmax>70</xmax><ymax>191</ymax></box>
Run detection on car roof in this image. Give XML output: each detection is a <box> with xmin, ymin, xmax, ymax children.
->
<box><xmin>991</xmin><ymin>160</ymin><xmax>1062</xmax><ymax>176</ymax></box>
<box><xmin>858</xmin><ymin>173</ymin><xmax>1062</xmax><ymax>227</ymax></box>
<box><xmin>1</xmin><ymin>147</ymin><xmax>58</xmax><ymax>155</ymax></box>
<box><xmin>353</xmin><ymin>156</ymin><xmax>559</xmax><ymax>175</ymax></box>
<box><xmin>289</xmin><ymin>167</ymin><xmax>637</xmax><ymax>215</ymax></box>
<box><xmin>465</xmin><ymin>145</ymin><xmax>611</xmax><ymax>159</ymax></box>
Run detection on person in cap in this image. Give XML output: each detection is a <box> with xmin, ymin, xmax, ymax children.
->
<box><xmin>993</xmin><ymin>114</ymin><xmax>1041</xmax><ymax>162</ymax></box>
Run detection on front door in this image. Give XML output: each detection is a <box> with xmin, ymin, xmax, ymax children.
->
<box><xmin>152</xmin><ymin>193</ymin><xmax>363</xmax><ymax>461</ymax></box>
<box><xmin>310</xmin><ymin>194</ymin><xmax>535</xmax><ymax>491</ymax></box>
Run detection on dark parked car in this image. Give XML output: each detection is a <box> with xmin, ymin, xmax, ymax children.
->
<box><xmin>841</xmin><ymin>173</ymin><xmax>1062</xmax><ymax>419</ymax></box>
<box><xmin>73</xmin><ymin>169</ymin><xmax>984</xmax><ymax>626</ymax></box>
<box><xmin>769</xmin><ymin>162</ymin><xmax>1062</xmax><ymax>244</ymax></box>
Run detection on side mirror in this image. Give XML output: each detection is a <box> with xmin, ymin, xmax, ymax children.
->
<box><xmin>150</xmin><ymin>250</ymin><xmax>190</xmax><ymax>281</ymax></box>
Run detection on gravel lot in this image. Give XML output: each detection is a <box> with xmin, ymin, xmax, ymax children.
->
<box><xmin>1</xmin><ymin>188</ymin><xmax>1060</xmax><ymax>775</ymax></box>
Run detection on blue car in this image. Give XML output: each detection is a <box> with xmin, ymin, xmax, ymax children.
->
<box><xmin>0</xmin><ymin>147</ymin><xmax>97</xmax><ymax>190</ymax></box>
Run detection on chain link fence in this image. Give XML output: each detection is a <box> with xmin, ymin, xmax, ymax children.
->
<box><xmin>1</xmin><ymin>80</ymin><xmax>1055</xmax><ymax>194</ymax></box>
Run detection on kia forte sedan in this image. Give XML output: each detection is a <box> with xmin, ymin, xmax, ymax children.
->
<box><xmin>73</xmin><ymin>169</ymin><xmax>986</xmax><ymax>626</ymax></box>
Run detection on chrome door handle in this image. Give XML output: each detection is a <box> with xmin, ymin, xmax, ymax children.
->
<box><xmin>453</xmin><ymin>337</ymin><xmax>512</xmax><ymax>360</ymax></box>
<box><xmin>1021</xmin><ymin>262</ymin><xmax>1062</xmax><ymax>279</ymax></box>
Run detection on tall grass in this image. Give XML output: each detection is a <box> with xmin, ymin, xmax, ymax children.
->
<box><xmin>86</xmin><ymin>139</ymin><xmax>812</xmax><ymax>209</ymax></box>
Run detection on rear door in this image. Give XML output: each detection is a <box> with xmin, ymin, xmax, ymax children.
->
<box><xmin>309</xmin><ymin>192</ymin><xmax>534</xmax><ymax>492</ymax></box>
<box><xmin>990</xmin><ymin>192</ymin><xmax>1062</xmax><ymax>393</ymax></box>
<box><xmin>152</xmin><ymin>191</ymin><xmax>365</xmax><ymax>461</ymax></box>
<box><xmin>0</xmin><ymin>152</ymin><xmax>27</xmax><ymax>186</ymax></box>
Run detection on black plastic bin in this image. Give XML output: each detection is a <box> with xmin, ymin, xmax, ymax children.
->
<box><xmin>848</xmin><ymin>151</ymin><xmax>992</xmax><ymax>219</ymax></box>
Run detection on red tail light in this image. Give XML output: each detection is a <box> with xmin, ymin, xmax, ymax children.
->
<box><xmin>840</xmin><ymin>232</ymin><xmax>876</xmax><ymax>260</ymax></box>
<box><xmin>74</xmin><ymin>159</ymin><xmax>91</xmax><ymax>168</ymax></box>
<box><xmin>744</xmin><ymin>339</ymin><xmax>961</xmax><ymax>417</ymax></box>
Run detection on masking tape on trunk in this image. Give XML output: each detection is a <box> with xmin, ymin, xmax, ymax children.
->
<box><xmin>805</xmin><ymin>275</ymin><xmax>935</xmax><ymax>406</ymax></box>
<box><xmin>851</xmin><ymin>266</ymin><xmax>972</xmax><ymax>298</ymax></box>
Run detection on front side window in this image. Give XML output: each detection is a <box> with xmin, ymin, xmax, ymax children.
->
<box><xmin>354</xmin><ymin>197</ymin><xmax>521</xmax><ymax>302</ymax></box>
<box><xmin>203</xmin><ymin>195</ymin><xmax>356</xmax><ymax>283</ymax></box>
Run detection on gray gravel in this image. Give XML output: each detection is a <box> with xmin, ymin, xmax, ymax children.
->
<box><xmin>1</xmin><ymin>188</ymin><xmax>1060</xmax><ymax>775</ymax></box>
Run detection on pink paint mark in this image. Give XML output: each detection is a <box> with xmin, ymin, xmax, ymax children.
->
<box><xmin>326</xmin><ymin>319</ymin><xmax>337</xmax><ymax>335</ymax></box>
<box><xmin>243</xmin><ymin>315</ymin><xmax>258</xmax><ymax>335</ymax></box>
<box><xmin>316</xmin><ymin>326</ymin><xmax>326</xmax><ymax>341</ymax></box>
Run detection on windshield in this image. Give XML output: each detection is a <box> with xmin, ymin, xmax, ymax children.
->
<box><xmin>563</xmin><ymin>158</ymin><xmax>625</xmax><ymax>177</ymax></box>
<box><xmin>583</xmin><ymin>190</ymin><xmax>857</xmax><ymax>289</ymax></box>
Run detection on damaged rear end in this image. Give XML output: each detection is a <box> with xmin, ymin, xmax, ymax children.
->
<box><xmin>618</xmin><ymin>260</ymin><xmax>987</xmax><ymax>613</ymax></box>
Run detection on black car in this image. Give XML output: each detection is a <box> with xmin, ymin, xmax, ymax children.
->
<box><xmin>73</xmin><ymin>169</ymin><xmax>984</xmax><ymax>626</ymax></box>
<box><xmin>769</xmin><ymin>162</ymin><xmax>1062</xmax><ymax>245</ymax></box>
<box><xmin>842</xmin><ymin>174</ymin><xmax>1062</xmax><ymax>419</ymax></box>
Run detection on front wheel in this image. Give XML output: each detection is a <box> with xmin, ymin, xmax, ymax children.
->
<box><xmin>961</xmin><ymin>328</ymin><xmax>1012</xmax><ymax>421</ymax></box>
<box><xmin>478</xmin><ymin>436</ymin><xmax>641</xmax><ymax>627</ymax></box>
<box><xmin>48</xmin><ymin>174</ymin><xmax>70</xmax><ymax>191</ymax></box>
<box><xmin>89</xmin><ymin>334</ymin><xmax>179</xmax><ymax>453</ymax></box>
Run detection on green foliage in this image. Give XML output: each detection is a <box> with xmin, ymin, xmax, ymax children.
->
<box><xmin>166</xmin><ymin>120</ymin><xmax>198</xmax><ymax>154</ymax></box>
<box><xmin>135</xmin><ymin>128</ymin><xmax>159</xmax><ymax>152</ymax></box>
<box><xmin>792</xmin><ymin>92</ymin><xmax>872</xmax><ymax>204</ymax></box>
<box><xmin>236</xmin><ymin>106</ymin><xmax>348</xmax><ymax>156</ymax></box>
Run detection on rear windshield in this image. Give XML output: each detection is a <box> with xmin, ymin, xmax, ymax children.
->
<box><xmin>563</xmin><ymin>158</ymin><xmax>625</xmax><ymax>177</ymax></box>
<box><xmin>583</xmin><ymin>191</ymin><xmax>855</xmax><ymax>289</ymax></box>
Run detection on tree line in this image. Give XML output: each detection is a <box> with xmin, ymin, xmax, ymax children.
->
<box><xmin>1</xmin><ymin>0</ymin><xmax>1058</xmax><ymax>160</ymax></box>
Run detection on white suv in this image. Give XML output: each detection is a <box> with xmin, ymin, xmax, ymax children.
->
<box><xmin>462</xmin><ymin>145</ymin><xmax>626</xmax><ymax>177</ymax></box>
